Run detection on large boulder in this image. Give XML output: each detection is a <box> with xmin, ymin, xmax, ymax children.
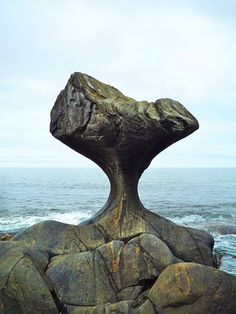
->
<box><xmin>148</xmin><ymin>262</ymin><xmax>236</xmax><ymax>313</ymax></box>
<box><xmin>0</xmin><ymin>241</ymin><xmax>57</xmax><ymax>314</ymax></box>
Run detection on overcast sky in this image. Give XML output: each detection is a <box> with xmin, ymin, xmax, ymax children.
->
<box><xmin>1</xmin><ymin>0</ymin><xmax>236</xmax><ymax>168</ymax></box>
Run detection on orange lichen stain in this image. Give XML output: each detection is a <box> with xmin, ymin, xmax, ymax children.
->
<box><xmin>114</xmin><ymin>192</ymin><xmax>127</xmax><ymax>227</ymax></box>
<box><xmin>114</xmin><ymin>202</ymin><xmax>122</xmax><ymax>227</ymax></box>
<box><xmin>174</xmin><ymin>264</ymin><xmax>192</xmax><ymax>296</ymax></box>
<box><xmin>112</xmin><ymin>256</ymin><xmax>120</xmax><ymax>273</ymax></box>
<box><xmin>108</xmin><ymin>242</ymin><xmax>120</xmax><ymax>273</ymax></box>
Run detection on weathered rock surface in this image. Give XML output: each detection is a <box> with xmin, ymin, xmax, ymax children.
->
<box><xmin>68</xmin><ymin>263</ymin><xmax>236</xmax><ymax>313</ymax></box>
<box><xmin>46</xmin><ymin>234</ymin><xmax>180</xmax><ymax>307</ymax></box>
<box><xmin>1</xmin><ymin>73</ymin><xmax>236</xmax><ymax>313</ymax></box>
<box><xmin>0</xmin><ymin>241</ymin><xmax>57</xmax><ymax>314</ymax></box>
<box><xmin>50</xmin><ymin>73</ymin><xmax>199</xmax><ymax>230</ymax></box>
<box><xmin>14</xmin><ymin>220</ymin><xmax>106</xmax><ymax>256</ymax></box>
<box><xmin>48</xmin><ymin>72</ymin><xmax>214</xmax><ymax>267</ymax></box>
<box><xmin>148</xmin><ymin>262</ymin><xmax>236</xmax><ymax>313</ymax></box>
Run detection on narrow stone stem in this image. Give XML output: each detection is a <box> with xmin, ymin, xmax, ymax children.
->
<box><xmin>102</xmin><ymin>171</ymin><xmax>143</xmax><ymax>214</ymax></box>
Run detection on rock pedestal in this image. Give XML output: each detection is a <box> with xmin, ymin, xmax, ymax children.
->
<box><xmin>1</xmin><ymin>73</ymin><xmax>235</xmax><ymax>314</ymax></box>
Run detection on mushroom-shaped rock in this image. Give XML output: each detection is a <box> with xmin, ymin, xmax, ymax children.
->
<box><xmin>48</xmin><ymin>73</ymin><xmax>214</xmax><ymax>267</ymax></box>
<box><xmin>50</xmin><ymin>72</ymin><xmax>198</xmax><ymax>223</ymax></box>
<box><xmin>2</xmin><ymin>73</ymin><xmax>236</xmax><ymax>313</ymax></box>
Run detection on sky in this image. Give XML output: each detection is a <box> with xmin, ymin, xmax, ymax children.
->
<box><xmin>0</xmin><ymin>0</ymin><xmax>236</xmax><ymax>168</ymax></box>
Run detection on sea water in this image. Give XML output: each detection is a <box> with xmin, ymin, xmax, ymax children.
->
<box><xmin>1</xmin><ymin>167</ymin><xmax>235</xmax><ymax>275</ymax></box>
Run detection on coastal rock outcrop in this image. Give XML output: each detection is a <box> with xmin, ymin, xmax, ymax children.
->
<box><xmin>1</xmin><ymin>73</ymin><xmax>236</xmax><ymax>313</ymax></box>
<box><xmin>48</xmin><ymin>72</ymin><xmax>214</xmax><ymax>266</ymax></box>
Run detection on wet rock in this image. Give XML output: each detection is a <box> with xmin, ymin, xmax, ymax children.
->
<box><xmin>207</xmin><ymin>223</ymin><xmax>236</xmax><ymax>235</ymax></box>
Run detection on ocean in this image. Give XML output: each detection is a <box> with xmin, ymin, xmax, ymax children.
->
<box><xmin>1</xmin><ymin>167</ymin><xmax>236</xmax><ymax>276</ymax></box>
